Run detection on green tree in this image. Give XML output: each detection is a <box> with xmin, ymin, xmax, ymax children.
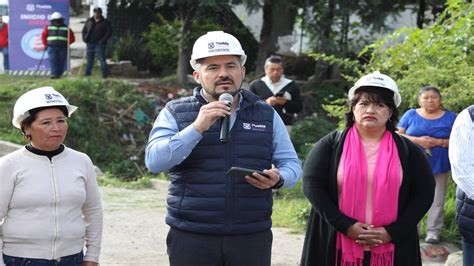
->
<box><xmin>155</xmin><ymin>0</ymin><xmax>243</xmax><ymax>86</ymax></box>
<box><xmin>360</xmin><ymin>0</ymin><xmax>473</xmax><ymax>113</ymax></box>
<box><xmin>303</xmin><ymin>0</ymin><xmax>447</xmax><ymax>81</ymax></box>
<box><xmin>317</xmin><ymin>0</ymin><xmax>473</xmax><ymax>122</ymax></box>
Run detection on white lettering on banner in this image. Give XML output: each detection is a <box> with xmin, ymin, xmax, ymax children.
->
<box><xmin>20</xmin><ymin>14</ymin><xmax>47</xmax><ymax>20</ymax></box>
<box><xmin>36</xmin><ymin>5</ymin><xmax>52</xmax><ymax>9</ymax></box>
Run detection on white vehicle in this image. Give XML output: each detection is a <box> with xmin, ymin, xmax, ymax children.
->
<box><xmin>0</xmin><ymin>0</ymin><xmax>8</xmax><ymax>23</ymax></box>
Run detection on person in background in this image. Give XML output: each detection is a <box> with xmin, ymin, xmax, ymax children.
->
<box><xmin>145</xmin><ymin>31</ymin><xmax>302</xmax><ymax>266</ymax></box>
<box><xmin>41</xmin><ymin>12</ymin><xmax>75</xmax><ymax>79</ymax></box>
<box><xmin>397</xmin><ymin>85</ymin><xmax>456</xmax><ymax>244</ymax></box>
<box><xmin>82</xmin><ymin>7</ymin><xmax>112</xmax><ymax>78</ymax></box>
<box><xmin>301</xmin><ymin>71</ymin><xmax>435</xmax><ymax>265</ymax></box>
<box><xmin>0</xmin><ymin>16</ymin><xmax>9</xmax><ymax>72</ymax></box>
<box><xmin>0</xmin><ymin>87</ymin><xmax>103</xmax><ymax>266</ymax></box>
<box><xmin>449</xmin><ymin>105</ymin><xmax>474</xmax><ymax>266</ymax></box>
<box><xmin>249</xmin><ymin>55</ymin><xmax>303</xmax><ymax>134</ymax></box>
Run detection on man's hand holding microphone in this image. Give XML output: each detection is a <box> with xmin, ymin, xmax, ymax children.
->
<box><xmin>192</xmin><ymin>93</ymin><xmax>233</xmax><ymax>135</ymax></box>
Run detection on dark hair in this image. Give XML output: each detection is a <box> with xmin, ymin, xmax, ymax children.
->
<box><xmin>344</xmin><ymin>86</ymin><xmax>399</xmax><ymax>131</ymax></box>
<box><xmin>418</xmin><ymin>84</ymin><xmax>441</xmax><ymax>99</ymax></box>
<box><xmin>93</xmin><ymin>7</ymin><xmax>102</xmax><ymax>14</ymax></box>
<box><xmin>20</xmin><ymin>106</ymin><xmax>68</xmax><ymax>138</ymax></box>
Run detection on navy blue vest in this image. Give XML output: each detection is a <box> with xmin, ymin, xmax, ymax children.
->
<box><xmin>165</xmin><ymin>88</ymin><xmax>274</xmax><ymax>235</ymax></box>
<box><xmin>456</xmin><ymin>105</ymin><xmax>474</xmax><ymax>243</ymax></box>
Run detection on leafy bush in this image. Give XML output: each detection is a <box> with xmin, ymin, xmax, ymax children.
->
<box><xmin>53</xmin><ymin>79</ymin><xmax>155</xmax><ymax>179</ymax></box>
<box><xmin>144</xmin><ymin>18</ymin><xmax>181</xmax><ymax>75</ymax></box>
<box><xmin>291</xmin><ymin>115</ymin><xmax>336</xmax><ymax>160</ymax></box>
<box><xmin>358</xmin><ymin>0</ymin><xmax>473</xmax><ymax>113</ymax></box>
<box><xmin>111</xmin><ymin>32</ymin><xmax>151</xmax><ymax>71</ymax></box>
<box><xmin>145</xmin><ymin>18</ymin><xmax>220</xmax><ymax>75</ymax></box>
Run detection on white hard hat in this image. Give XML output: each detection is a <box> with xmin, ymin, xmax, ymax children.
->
<box><xmin>348</xmin><ymin>71</ymin><xmax>402</xmax><ymax>107</ymax></box>
<box><xmin>50</xmin><ymin>12</ymin><xmax>63</xmax><ymax>20</ymax></box>
<box><xmin>12</xmin><ymin>87</ymin><xmax>78</xmax><ymax>129</ymax></box>
<box><xmin>190</xmin><ymin>31</ymin><xmax>247</xmax><ymax>70</ymax></box>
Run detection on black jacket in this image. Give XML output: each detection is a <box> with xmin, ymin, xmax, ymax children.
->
<box><xmin>301</xmin><ymin>129</ymin><xmax>435</xmax><ymax>265</ymax></box>
<box><xmin>249</xmin><ymin>79</ymin><xmax>302</xmax><ymax>125</ymax></box>
<box><xmin>82</xmin><ymin>16</ymin><xmax>112</xmax><ymax>44</ymax></box>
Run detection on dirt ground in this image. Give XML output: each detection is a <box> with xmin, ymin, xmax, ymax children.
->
<box><xmin>99</xmin><ymin>181</ymin><xmax>305</xmax><ymax>266</ymax></box>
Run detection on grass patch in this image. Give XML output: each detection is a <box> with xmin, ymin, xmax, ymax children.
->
<box><xmin>272</xmin><ymin>180</ymin><xmax>310</xmax><ymax>233</ymax></box>
<box><xmin>98</xmin><ymin>173</ymin><xmax>166</xmax><ymax>189</ymax></box>
<box><xmin>273</xmin><ymin>196</ymin><xmax>310</xmax><ymax>233</ymax></box>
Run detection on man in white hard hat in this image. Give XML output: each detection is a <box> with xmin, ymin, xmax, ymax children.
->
<box><xmin>145</xmin><ymin>31</ymin><xmax>302</xmax><ymax>266</ymax></box>
<box><xmin>41</xmin><ymin>12</ymin><xmax>75</xmax><ymax>79</ymax></box>
<box><xmin>249</xmin><ymin>55</ymin><xmax>303</xmax><ymax>135</ymax></box>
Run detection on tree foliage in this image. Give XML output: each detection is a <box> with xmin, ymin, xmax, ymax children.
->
<box><xmin>303</xmin><ymin>0</ymin><xmax>447</xmax><ymax>58</ymax></box>
<box><xmin>312</xmin><ymin>0</ymin><xmax>472</xmax><ymax>124</ymax></box>
<box><xmin>359</xmin><ymin>0</ymin><xmax>473</xmax><ymax>113</ymax></box>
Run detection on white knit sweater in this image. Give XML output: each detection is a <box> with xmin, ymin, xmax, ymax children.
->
<box><xmin>0</xmin><ymin>147</ymin><xmax>102</xmax><ymax>264</ymax></box>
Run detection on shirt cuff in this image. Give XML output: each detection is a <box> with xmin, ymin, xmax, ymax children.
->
<box><xmin>180</xmin><ymin>123</ymin><xmax>203</xmax><ymax>146</ymax></box>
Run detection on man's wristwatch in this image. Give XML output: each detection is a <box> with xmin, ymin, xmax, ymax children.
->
<box><xmin>271</xmin><ymin>175</ymin><xmax>285</xmax><ymax>189</ymax></box>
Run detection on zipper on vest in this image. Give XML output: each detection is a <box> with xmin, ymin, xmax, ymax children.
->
<box><xmin>50</xmin><ymin>160</ymin><xmax>59</xmax><ymax>259</ymax></box>
<box><xmin>225</xmin><ymin>139</ymin><xmax>234</xmax><ymax>232</ymax></box>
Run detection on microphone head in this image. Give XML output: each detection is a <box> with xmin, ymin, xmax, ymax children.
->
<box><xmin>219</xmin><ymin>93</ymin><xmax>233</xmax><ymax>103</ymax></box>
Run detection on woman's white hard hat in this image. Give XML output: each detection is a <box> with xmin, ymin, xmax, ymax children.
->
<box><xmin>189</xmin><ymin>31</ymin><xmax>247</xmax><ymax>70</ymax></box>
<box><xmin>50</xmin><ymin>12</ymin><xmax>63</xmax><ymax>20</ymax></box>
<box><xmin>12</xmin><ymin>86</ymin><xmax>78</xmax><ymax>129</ymax></box>
<box><xmin>348</xmin><ymin>71</ymin><xmax>402</xmax><ymax>107</ymax></box>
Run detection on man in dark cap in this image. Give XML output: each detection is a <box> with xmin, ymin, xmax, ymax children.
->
<box><xmin>82</xmin><ymin>7</ymin><xmax>112</xmax><ymax>78</ymax></box>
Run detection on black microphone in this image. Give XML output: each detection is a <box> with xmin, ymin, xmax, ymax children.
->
<box><xmin>219</xmin><ymin>93</ymin><xmax>233</xmax><ymax>143</ymax></box>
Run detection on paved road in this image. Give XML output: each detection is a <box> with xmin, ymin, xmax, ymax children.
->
<box><xmin>99</xmin><ymin>182</ymin><xmax>305</xmax><ymax>266</ymax></box>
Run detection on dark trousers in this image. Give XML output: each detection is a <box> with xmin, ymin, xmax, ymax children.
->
<box><xmin>47</xmin><ymin>46</ymin><xmax>67</xmax><ymax>78</ymax></box>
<box><xmin>85</xmin><ymin>43</ymin><xmax>108</xmax><ymax>77</ymax></box>
<box><xmin>3</xmin><ymin>251</ymin><xmax>83</xmax><ymax>266</ymax></box>
<box><xmin>167</xmin><ymin>228</ymin><xmax>273</xmax><ymax>266</ymax></box>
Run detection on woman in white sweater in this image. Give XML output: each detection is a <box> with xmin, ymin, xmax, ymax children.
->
<box><xmin>0</xmin><ymin>87</ymin><xmax>103</xmax><ymax>266</ymax></box>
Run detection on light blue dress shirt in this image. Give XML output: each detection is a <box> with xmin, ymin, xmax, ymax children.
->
<box><xmin>145</xmin><ymin>92</ymin><xmax>302</xmax><ymax>188</ymax></box>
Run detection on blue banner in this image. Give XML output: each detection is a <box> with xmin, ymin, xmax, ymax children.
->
<box><xmin>9</xmin><ymin>0</ymin><xmax>69</xmax><ymax>72</ymax></box>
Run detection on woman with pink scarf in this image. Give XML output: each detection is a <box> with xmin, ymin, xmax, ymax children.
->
<box><xmin>300</xmin><ymin>71</ymin><xmax>435</xmax><ymax>266</ymax></box>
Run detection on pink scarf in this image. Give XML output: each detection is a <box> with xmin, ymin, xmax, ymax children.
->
<box><xmin>336</xmin><ymin>126</ymin><xmax>401</xmax><ymax>266</ymax></box>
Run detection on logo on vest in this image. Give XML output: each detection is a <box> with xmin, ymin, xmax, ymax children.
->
<box><xmin>242</xmin><ymin>122</ymin><xmax>266</xmax><ymax>131</ymax></box>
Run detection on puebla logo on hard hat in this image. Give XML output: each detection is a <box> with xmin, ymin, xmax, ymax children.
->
<box><xmin>207</xmin><ymin>41</ymin><xmax>230</xmax><ymax>53</ymax></box>
<box><xmin>44</xmin><ymin>93</ymin><xmax>65</xmax><ymax>104</ymax></box>
<box><xmin>365</xmin><ymin>75</ymin><xmax>385</xmax><ymax>86</ymax></box>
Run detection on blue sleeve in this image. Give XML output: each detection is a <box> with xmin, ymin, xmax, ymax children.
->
<box><xmin>271</xmin><ymin>112</ymin><xmax>303</xmax><ymax>188</ymax></box>
<box><xmin>145</xmin><ymin>108</ymin><xmax>203</xmax><ymax>173</ymax></box>
<box><xmin>397</xmin><ymin>109</ymin><xmax>414</xmax><ymax>129</ymax></box>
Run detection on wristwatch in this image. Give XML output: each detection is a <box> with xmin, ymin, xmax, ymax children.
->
<box><xmin>271</xmin><ymin>175</ymin><xmax>285</xmax><ymax>189</ymax></box>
